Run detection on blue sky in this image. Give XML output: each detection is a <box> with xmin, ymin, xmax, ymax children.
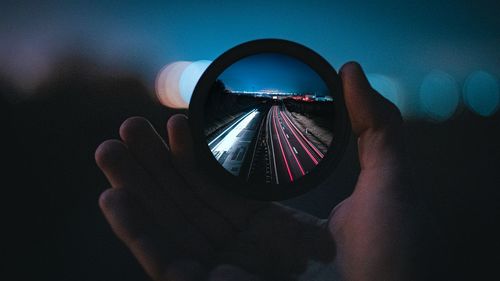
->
<box><xmin>1</xmin><ymin>0</ymin><xmax>499</xmax><ymax>117</ymax></box>
<box><xmin>219</xmin><ymin>53</ymin><xmax>329</xmax><ymax>95</ymax></box>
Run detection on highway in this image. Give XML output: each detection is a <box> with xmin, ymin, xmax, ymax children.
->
<box><xmin>208</xmin><ymin>103</ymin><xmax>325</xmax><ymax>183</ymax></box>
<box><xmin>267</xmin><ymin>104</ymin><xmax>324</xmax><ymax>183</ymax></box>
<box><xmin>208</xmin><ymin>108</ymin><xmax>262</xmax><ymax>176</ymax></box>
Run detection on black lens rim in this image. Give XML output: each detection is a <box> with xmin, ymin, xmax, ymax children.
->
<box><xmin>189</xmin><ymin>39</ymin><xmax>350</xmax><ymax>201</ymax></box>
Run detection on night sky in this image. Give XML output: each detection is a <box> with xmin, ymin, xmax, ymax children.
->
<box><xmin>219</xmin><ymin>53</ymin><xmax>329</xmax><ymax>96</ymax></box>
<box><xmin>1</xmin><ymin>0</ymin><xmax>499</xmax><ymax>117</ymax></box>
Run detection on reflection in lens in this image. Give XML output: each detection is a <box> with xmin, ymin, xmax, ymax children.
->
<box><xmin>204</xmin><ymin>53</ymin><xmax>334</xmax><ymax>184</ymax></box>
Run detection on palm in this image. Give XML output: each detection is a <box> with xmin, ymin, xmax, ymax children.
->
<box><xmin>97</xmin><ymin>115</ymin><xmax>336</xmax><ymax>280</ymax></box>
<box><xmin>147</xmin><ymin>190</ymin><xmax>333</xmax><ymax>279</ymax></box>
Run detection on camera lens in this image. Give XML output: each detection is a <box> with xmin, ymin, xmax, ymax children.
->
<box><xmin>189</xmin><ymin>39</ymin><xmax>349</xmax><ymax>200</ymax></box>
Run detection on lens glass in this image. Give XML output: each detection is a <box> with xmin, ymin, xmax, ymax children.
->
<box><xmin>204</xmin><ymin>53</ymin><xmax>334</xmax><ymax>184</ymax></box>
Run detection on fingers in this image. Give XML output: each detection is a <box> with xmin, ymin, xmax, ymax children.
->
<box><xmin>167</xmin><ymin>114</ymin><xmax>196</xmax><ymax>172</ymax></box>
<box><xmin>340</xmin><ymin>61</ymin><xmax>402</xmax><ymax>136</ymax></box>
<box><xmin>119</xmin><ymin>116</ymin><xmax>184</xmax><ymax>190</ymax></box>
<box><xmin>95</xmin><ymin>140</ymin><xmax>176</xmax><ymax>276</ymax></box>
<box><xmin>96</xmin><ymin>140</ymin><xmax>168</xmax><ymax>277</ymax></box>
<box><xmin>119</xmin><ymin>116</ymin><xmax>235</xmax><ymax>246</ymax></box>
<box><xmin>166</xmin><ymin>114</ymin><xmax>219</xmax><ymax>190</ymax></box>
<box><xmin>95</xmin><ymin>139</ymin><xmax>157</xmax><ymax>194</ymax></box>
<box><xmin>99</xmin><ymin>188</ymin><xmax>174</xmax><ymax>280</ymax></box>
<box><xmin>339</xmin><ymin>62</ymin><xmax>404</xmax><ymax>169</ymax></box>
<box><xmin>96</xmin><ymin>126</ymin><xmax>213</xmax><ymax>279</ymax></box>
<box><xmin>99</xmin><ymin>188</ymin><xmax>145</xmax><ymax>242</ymax></box>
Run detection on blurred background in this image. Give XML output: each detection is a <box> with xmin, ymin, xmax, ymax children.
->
<box><xmin>1</xmin><ymin>0</ymin><xmax>499</xmax><ymax>280</ymax></box>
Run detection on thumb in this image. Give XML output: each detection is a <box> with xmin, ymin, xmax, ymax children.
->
<box><xmin>339</xmin><ymin>62</ymin><xmax>403</xmax><ymax>169</ymax></box>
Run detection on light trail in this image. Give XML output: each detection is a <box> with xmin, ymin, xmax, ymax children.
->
<box><xmin>210</xmin><ymin>110</ymin><xmax>259</xmax><ymax>159</ymax></box>
<box><xmin>280</xmin><ymin>107</ymin><xmax>324</xmax><ymax>158</ymax></box>
<box><xmin>272</xmin><ymin>106</ymin><xmax>294</xmax><ymax>182</ymax></box>
<box><xmin>279</xmin><ymin>109</ymin><xmax>319</xmax><ymax>164</ymax></box>
<box><xmin>208</xmin><ymin>109</ymin><xmax>258</xmax><ymax>147</ymax></box>
<box><xmin>275</xmin><ymin>106</ymin><xmax>305</xmax><ymax>176</ymax></box>
<box><xmin>267</xmin><ymin>107</ymin><xmax>279</xmax><ymax>184</ymax></box>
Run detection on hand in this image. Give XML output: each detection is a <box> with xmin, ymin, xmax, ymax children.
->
<box><xmin>329</xmin><ymin>63</ymin><xmax>415</xmax><ymax>280</ymax></box>
<box><xmin>95</xmin><ymin>62</ymin><xmax>415</xmax><ymax>280</ymax></box>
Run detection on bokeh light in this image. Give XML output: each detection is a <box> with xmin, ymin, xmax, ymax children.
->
<box><xmin>419</xmin><ymin>70</ymin><xmax>460</xmax><ymax>121</ymax></box>
<box><xmin>155</xmin><ymin>61</ymin><xmax>192</xmax><ymax>108</ymax></box>
<box><xmin>179</xmin><ymin>60</ymin><xmax>212</xmax><ymax>105</ymax></box>
<box><xmin>463</xmin><ymin>71</ymin><xmax>500</xmax><ymax>117</ymax></box>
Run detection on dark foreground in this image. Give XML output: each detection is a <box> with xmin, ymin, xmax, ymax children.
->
<box><xmin>1</xmin><ymin>69</ymin><xmax>499</xmax><ymax>280</ymax></box>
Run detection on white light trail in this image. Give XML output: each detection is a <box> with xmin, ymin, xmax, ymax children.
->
<box><xmin>208</xmin><ymin>109</ymin><xmax>257</xmax><ymax>147</ymax></box>
<box><xmin>210</xmin><ymin>111</ymin><xmax>259</xmax><ymax>159</ymax></box>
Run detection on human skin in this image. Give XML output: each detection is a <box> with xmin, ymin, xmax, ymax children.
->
<box><xmin>95</xmin><ymin>62</ymin><xmax>416</xmax><ymax>280</ymax></box>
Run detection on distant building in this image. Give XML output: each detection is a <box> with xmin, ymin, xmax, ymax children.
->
<box><xmin>315</xmin><ymin>96</ymin><xmax>334</xmax><ymax>102</ymax></box>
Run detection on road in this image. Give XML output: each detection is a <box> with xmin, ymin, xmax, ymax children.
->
<box><xmin>208</xmin><ymin>103</ymin><xmax>325</xmax><ymax>183</ymax></box>
<box><xmin>267</xmin><ymin>104</ymin><xmax>324</xmax><ymax>183</ymax></box>
<box><xmin>208</xmin><ymin>108</ymin><xmax>262</xmax><ymax>176</ymax></box>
